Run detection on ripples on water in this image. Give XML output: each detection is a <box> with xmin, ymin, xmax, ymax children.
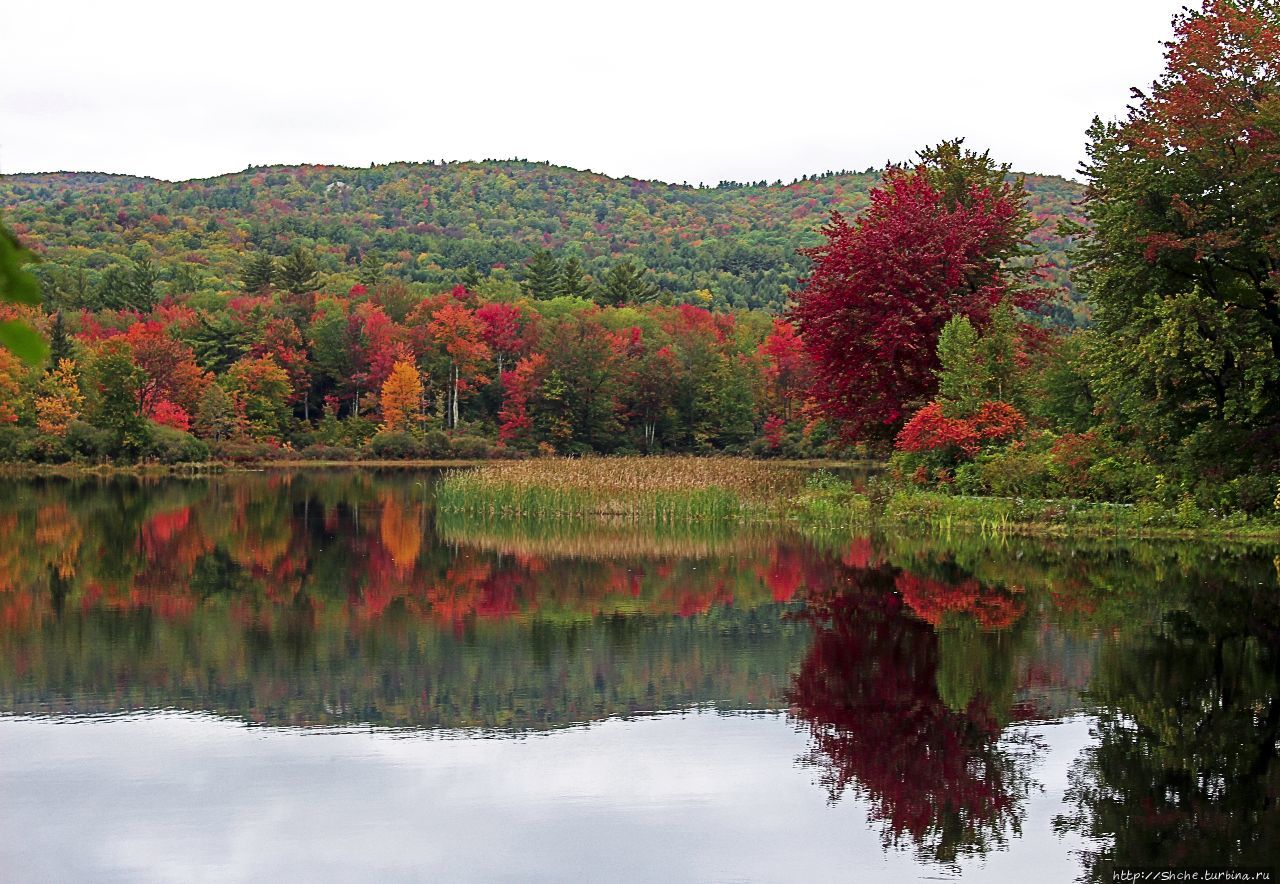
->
<box><xmin>0</xmin><ymin>470</ymin><xmax>1276</xmax><ymax>882</ymax></box>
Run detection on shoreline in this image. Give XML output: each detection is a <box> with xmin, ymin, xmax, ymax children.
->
<box><xmin>3</xmin><ymin>457</ymin><xmax>1276</xmax><ymax>544</ymax></box>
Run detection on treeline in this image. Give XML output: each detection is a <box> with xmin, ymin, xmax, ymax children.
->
<box><xmin>0</xmin><ymin>159</ymin><xmax>1085</xmax><ymax>319</ymax></box>
<box><xmin>0</xmin><ymin>267</ymin><xmax>827</xmax><ymax>463</ymax></box>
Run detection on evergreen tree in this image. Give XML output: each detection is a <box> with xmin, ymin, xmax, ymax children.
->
<box><xmin>128</xmin><ymin>256</ymin><xmax>159</xmax><ymax>311</ymax></box>
<box><xmin>597</xmin><ymin>261</ymin><xmax>659</xmax><ymax>307</ymax></box>
<box><xmin>47</xmin><ymin>310</ymin><xmax>72</xmax><ymax>369</ymax></box>
<box><xmin>521</xmin><ymin>250</ymin><xmax>561</xmax><ymax>300</ymax></box>
<box><xmin>170</xmin><ymin>263</ymin><xmax>201</xmax><ymax>296</ymax></box>
<box><xmin>278</xmin><ymin>246</ymin><xmax>319</xmax><ymax>295</ymax></box>
<box><xmin>358</xmin><ymin>251</ymin><xmax>385</xmax><ymax>288</ymax></box>
<box><xmin>241</xmin><ymin>252</ymin><xmax>277</xmax><ymax>294</ymax></box>
<box><xmin>95</xmin><ymin>265</ymin><xmax>133</xmax><ymax>310</ymax></box>
<box><xmin>460</xmin><ymin>265</ymin><xmax>483</xmax><ymax>290</ymax></box>
<box><xmin>558</xmin><ymin>257</ymin><xmax>591</xmax><ymax>299</ymax></box>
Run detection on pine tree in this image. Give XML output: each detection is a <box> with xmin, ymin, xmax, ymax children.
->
<box><xmin>358</xmin><ymin>251</ymin><xmax>385</xmax><ymax>287</ymax></box>
<box><xmin>241</xmin><ymin>252</ymin><xmax>277</xmax><ymax>294</ymax></box>
<box><xmin>277</xmin><ymin>247</ymin><xmax>319</xmax><ymax>295</ymax></box>
<box><xmin>460</xmin><ymin>265</ymin><xmax>483</xmax><ymax>291</ymax></box>
<box><xmin>935</xmin><ymin>316</ymin><xmax>987</xmax><ymax>416</ymax></box>
<box><xmin>521</xmin><ymin>250</ymin><xmax>561</xmax><ymax>300</ymax></box>
<box><xmin>558</xmin><ymin>257</ymin><xmax>591</xmax><ymax>299</ymax></box>
<box><xmin>128</xmin><ymin>256</ymin><xmax>159</xmax><ymax>311</ymax></box>
<box><xmin>597</xmin><ymin>261</ymin><xmax>659</xmax><ymax>307</ymax></box>
<box><xmin>47</xmin><ymin>310</ymin><xmax>72</xmax><ymax>368</ymax></box>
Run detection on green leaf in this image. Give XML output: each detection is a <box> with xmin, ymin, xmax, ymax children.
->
<box><xmin>0</xmin><ymin>226</ymin><xmax>41</xmax><ymax>307</ymax></box>
<box><xmin>0</xmin><ymin>320</ymin><xmax>49</xmax><ymax>365</ymax></box>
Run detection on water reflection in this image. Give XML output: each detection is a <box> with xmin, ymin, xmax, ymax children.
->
<box><xmin>0</xmin><ymin>472</ymin><xmax>1277</xmax><ymax>879</ymax></box>
<box><xmin>788</xmin><ymin>554</ymin><xmax>1037</xmax><ymax>864</ymax></box>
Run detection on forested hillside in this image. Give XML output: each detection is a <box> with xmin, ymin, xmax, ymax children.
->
<box><xmin>0</xmin><ymin>160</ymin><xmax>1085</xmax><ymax>320</ymax></box>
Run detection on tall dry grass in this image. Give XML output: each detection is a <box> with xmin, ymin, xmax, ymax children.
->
<box><xmin>435</xmin><ymin>457</ymin><xmax>803</xmax><ymax>522</ymax></box>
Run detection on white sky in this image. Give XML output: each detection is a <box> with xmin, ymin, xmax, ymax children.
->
<box><xmin>1</xmin><ymin>0</ymin><xmax>1181</xmax><ymax>184</ymax></box>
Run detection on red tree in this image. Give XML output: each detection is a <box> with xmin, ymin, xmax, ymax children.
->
<box><xmin>497</xmin><ymin>353</ymin><xmax>548</xmax><ymax>448</ymax></box>
<box><xmin>793</xmin><ymin>160</ymin><xmax>1039</xmax><ymax>440</ymax></box>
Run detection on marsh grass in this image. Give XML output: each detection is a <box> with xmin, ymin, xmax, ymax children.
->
<box><xmin>435</xmin><ymin>509</ymin><xmax>778</xmax><ymax>559</ymax></box>
<box><xmin>436</xmin><ymin>457</ymin><xmax>803</xmax><ymax>522</ymax></box>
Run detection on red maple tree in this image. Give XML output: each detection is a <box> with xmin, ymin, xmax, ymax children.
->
<box><xmin>793</xmin><ymin>160</ymin><xmax>1039</xmax><ymax>440</ymax></box>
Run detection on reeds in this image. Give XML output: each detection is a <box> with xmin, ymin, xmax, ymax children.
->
<box><xmin>435</xmin><ymin>509</ymin><xmax>779</xmax><ymax>559</ymax></box>
<box><xmin>435</xmin><ymin>457</ymin><xmax>803</xmax><ymax>523</ymax></box>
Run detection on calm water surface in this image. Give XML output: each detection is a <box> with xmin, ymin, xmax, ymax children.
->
<box><xmin>0</xmin><ymin>471</ymin><xmax>1276</xmax><ymax>882</ymax></box>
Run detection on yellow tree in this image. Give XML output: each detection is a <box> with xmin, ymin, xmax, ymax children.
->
<box><xmin>379</xmin><ymin>359</ymin><xmax>424</xmax><ymax>432</ymax></box>
<box><xmin>35</xmin><ymin>358</ymin><xmax>84</xmax><ymax>436</ymax></box>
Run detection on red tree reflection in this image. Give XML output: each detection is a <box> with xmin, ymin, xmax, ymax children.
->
<box><xmin>788</xmin><ymin>561</ymin><xmax>1034</xmax><ymax>864</ymax></box>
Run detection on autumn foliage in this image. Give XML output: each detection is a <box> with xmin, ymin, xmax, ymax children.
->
<box><xmin>379</xmin><ymin>360</ymin><xmax>424</xmax><ymax>433</ymax></box>
<box><xmin>793</xmin><ymin>153</ymin><xmax>1041</xmax><ymax>440</ymax></box>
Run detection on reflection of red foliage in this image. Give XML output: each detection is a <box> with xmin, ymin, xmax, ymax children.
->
<box><xmin>789</xmin><ymin>569</ymin><xmax>1026</xmax><ymax>861</ymax></box>
<box><xmin>895</xmin><ymin>572</ymin><xmax>1025</xmax><ymax>630</ymax></box>
<box><xmin>756</xmin><ymin>546</ymin><xmax>808</xmax><ymax>602</ymax></box>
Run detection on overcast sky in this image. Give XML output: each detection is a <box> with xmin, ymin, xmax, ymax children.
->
<box><xmin>1</xmin><ymin>0</ymin><xmax>1182</xmax><ymax>185</ymax></box>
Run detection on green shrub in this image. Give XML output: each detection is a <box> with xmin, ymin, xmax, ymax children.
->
<box><xmin>298</xmin><ymin>444</ymin><xmax>360</xmax><ymax>462</ymax></box>
<box><xmin>962</xmin><ymin>445</ymin><xmax>1054</xmax><ymax>501</ymax></box>
<box><xmin>144</xmin><ymin>424</ymin><xmax>210</xmax><ymax>463</ymax></box>
<box><xmin>368</xmin><ymin>431</ymin><xmax>425</xmax><ymax>459</ymax></box>
<box><xmin>63</xmin><ymin>421</ymin><xmax>113</xmax><ymax>460</ymax></box>
<box><xmin>211</xmin><ymin>440</ymin><xmax>287</xmax><ymax>462</ymax></box>
<box><xmin>424</xmin><ymin>430</ymin><xmax>451</xmax><ymax>458</ymax></box>
<box><xmin>0</xmin><ymin>426</ymin><xmax>38</xmax><ymax>462</ymax></box>
<box><xmin>450</xmin><ymin>434</ymin><xmax>493</xmax><ymax>459</ymax></box>
<box><xmin>1221</xmin><ymin>474</ymin><xmax>1279</xmax><ymax>516</ymax></box>
<box><xmin>1086</xmin><ymin>456</ymin><xmax>1157</xmax><ymax>503</ymax></box>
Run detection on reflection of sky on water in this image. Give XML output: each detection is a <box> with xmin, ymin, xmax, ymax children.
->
<box><xmin>0</xmin><ymin>711</ymin><xmax>1093</xmax><ymax>884</ymax></box>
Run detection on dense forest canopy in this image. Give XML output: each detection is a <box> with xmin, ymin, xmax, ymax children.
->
<box><xmin>0</xmin><ymin>160</ymin><xmax>1086</xmax><ymax>320</ymax></box>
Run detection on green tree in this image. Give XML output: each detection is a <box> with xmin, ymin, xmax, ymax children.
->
<box><xmin>241</xmin><ymin>252</ymin><xmax>277</xmax><ymax>294</ymax></box>
<box><xmin>521</xmin><ymin>250</ymin><xmax>561</xmax><ymax>300</ymax></box>
<box><xmin>195</xmin><ymin>382</ymin><xmax>236</xmax><ymax>441</ymax></box>
<box><xmin>934</xmin><ymin>300</ymin><xmax>1023</xmax><ymax>415</ymax></box>
<box><xmin>598</xmin><ymin>261</ymin><xmax>659</xmax><ymax>307</ymax></box>
<box><xmin>47</xmin><ymin>310</ymin><xmax>72</xmax><ymax>368</ymax></box>
<box><xmin>86</xmin><ymin>339</ymin><xmax>148</xmax><ymax>456</ymax></box>
<box><xmin>277</xmin><ymin>246</ymin><xmax>319</xmax><ymax>295</ymax></box>
<box><xmin>1078</xmin><ymin>1</ymin><xmax>1280</xmax><ymax>473</ymax></box>
<box><xmin>128</xmin><ymin>256</ymin><xmax>159</xmax><ymax>311</ymax></box>
<box><xmin>935</xmin><ymin>316</ymin><xmax>986</xmax><ymax>416</ymax></box>
<box><xmin>558</xmin><ymin>257</ymin><xmax>591</xmax><ymax>299</ymax></box>
<box><xmin>226</xmin><ymin>355</ymin><xmax>293</xmax><ymax>440</ymax></box>
<box><xmin>358</xmin><ymin>251</ymin><xmax>385</xmax><ymax>288</ymax></box>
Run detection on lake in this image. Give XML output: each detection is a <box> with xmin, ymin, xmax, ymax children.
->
<box><xmin>0</xmin><ymin>470</ymin><xmax>1276</xmax><ymax>882</ymax></box>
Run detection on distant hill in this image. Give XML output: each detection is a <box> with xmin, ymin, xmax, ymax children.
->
<box><xmin>0</xmin><ymin>159</ymin><xmax>1086</xmax><ymax>320</ymax></box>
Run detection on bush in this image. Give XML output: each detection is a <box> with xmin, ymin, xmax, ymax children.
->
<box><xmin>298</xmin><ymin>444</ymin><xmax>360</xmax><ymax>462</ymax></box>
<box><xmin>424</xmin><ymin>430</ymin><xmax>451</xmax><ymax>458</ymax></box>
<box><xmin>1086</xmin><ymin>456</ymin><xmax>1157</xmax><ymax>503</ymax></box>
<box><xmin>0</xmin><ymin>426</ymin><xmax>38</xmax><ymax>462</ymax></box>
<box><xmin>449</xmin><ymin>434</ymin><xmax>493</xmax><ymax>459</ymax></box>
<box><xmin>144</xmin><ymin>424</ymin><xmax>210</xmax><ymax>464</ymax></box>
<box><xmin>368</xmin><ymin>431</ymin><xmax>426</xmax><ymax>459</ymax></box>
<box><xmin>1193</xmin><ymin>473</ymin><xmax>1280</xmax><ymax>516</ymax></box>
<box><xmin>968</xmin><ymin>445</ymin><xmax>1056</xmax><ymax>498</ymax></box>
<box><xmin>63</xmin><ymin>421</ymin><xmax>114</xmax><ymax>460</ymax></box>
<box><xmin>211</xmin><ymin>440</ymin><xmax>288</xmax><ymax>463</ymax></box>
